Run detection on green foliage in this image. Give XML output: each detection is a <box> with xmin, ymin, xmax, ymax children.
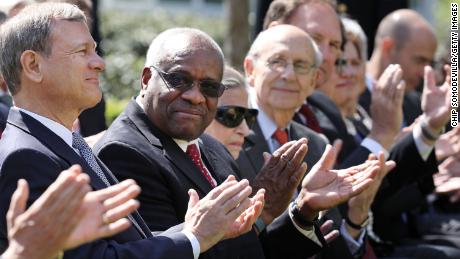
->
<box><xmin>99</xmin><ymin>9</ymin><xmax>226</xmax><ymax>101</ymax></box>
<box><xmin>105</xmin><ymin>97</ymin><xmax>129</xmax><ymax>125</ymax></box>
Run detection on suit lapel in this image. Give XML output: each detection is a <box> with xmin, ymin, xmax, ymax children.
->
<box><xmin>199</xmin><ymin>138</ymin><xmax>227</xmax><ymax>184</ymax></box>
<box><xmin>125</xmin><ymin>101</ymin><xmax>213</xmax><ymax>195</ymax></box>
<box><xmin>243</xmin><ymin>122</ymin><xmax>270</xmax><ymax>173</ymax></box>
<box><xmin>8</xmin><ymin>109</ymin><xmax>107</xmax><ymax>191</ymax></box>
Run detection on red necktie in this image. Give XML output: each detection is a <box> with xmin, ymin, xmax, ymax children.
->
<box><xmin>273</xmin><ymin>129</ymin><xmax>288</xmax><ymax>145</ymax></box>
<box><xmin>186</xmin><ymin>144</ymin><xmax>216</xmax><ymax>188</ymax></box>
<box><xmin>299</xmin><ymin>104</ymin><xmax>322</xmax><ymax>133</ymax></box>
<box><xmin>363</xmin><ymin>239</ymin><xmax>377</xmax><ymax>259</ymax></box>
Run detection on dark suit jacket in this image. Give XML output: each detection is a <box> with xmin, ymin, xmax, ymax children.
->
<box><xmin>302</xmin><ymin>91</ymin><xmax>370</xmax><ymax>168</ymax></box>
<box><xmin>237</xmin><ymin>120</ymin><xmax>357</xmax><ymax>259</ymax></box>
<box><xmin>237</xmin><ymin>121</ymin><xmax>326</xmax><ymax>182</ymax></box>
<box><xmin>0</xmin><ymin>109</ymin><xmax>193</xmax><ymax>259</ymax></box>
<box><xmin>307</xmin><ymin>91</ymin><xmax>439</xmax><ymax>242</ymax></box>
<box><xmin>94</xmin><ymin>100</ymin><xmax>323</xmax><ymax>259</ymax></box>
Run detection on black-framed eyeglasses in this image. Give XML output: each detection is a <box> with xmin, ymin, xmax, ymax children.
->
<box><xmin>215</xmin><ymin>105</ymin><xmax>258</xmax><ymax>128</ymax></box>
<box><xmin>150</xmin><ymin>65</ymin><xmax>226</xmax><ymax>98</ymax></box>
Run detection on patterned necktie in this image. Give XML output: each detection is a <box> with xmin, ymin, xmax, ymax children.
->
<box><xmin>72</xmin><ymin>132</ymin><xmax>111</xmax><ymax>186</ymax></box>
<box><xmin>72</xmin><ymin>132</ymin><xmax>148</xmax><ymax>238</ymax></box>
<box><xmin>186</xmin><ymin>143</ymin><xmax>216</xmax><ymax>188</ymax></box>
<box><xmin>299</xmin><ymin>104</ymin><xmax>322</xmax><ymax>133</ymax></box>
<box><xmin>273</xmin><ymin>128</ymin><xmax>288</xmax><ymax>145</ymax></box>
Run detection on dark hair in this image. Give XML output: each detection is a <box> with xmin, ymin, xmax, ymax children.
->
<box><xmin>263</xmin><ymin>0</ymin><xmax>337</xmax><ymax>30</ymax></box>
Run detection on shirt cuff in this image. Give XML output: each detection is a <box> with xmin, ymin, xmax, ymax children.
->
<box><xmin>361</xmin><ymin>137</ymin><xmax>389</xmax><ymax>159</ymax></box>
<box><xmin>340</xmin><ymin>220</ymin><xmax>366</xmax><ymax>255</ymax></box>
<box><xmin>288</xmin><ymin>202</ymin><xmax>322</xmax><ymax>247</ymax></box>
<box><xmin>413</xmin><ymin>123</ymin><xmax>434</xmax><ymax>161</ymax></box>
<box><xmin>182</xmin><ymin>229</ymin><xmax>200</xmax><ymax>259</ymax></box>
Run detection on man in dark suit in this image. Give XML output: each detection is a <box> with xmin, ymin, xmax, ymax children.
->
<box><xmin>262</xmin><ymin>1</ymin><xmax>460</xmax><ymax>257</ymax></box>
<box><xmin>365</xmin><ymin>8</ymin><xmax>460</xmax><ymax>247</ymax></box>
<box><xmin>0</xmin><ymin>3</ymin><xmax>260</xmax><ymax>258</ymax></box>
<box><xmin>237</xmin><ymin>23</ymin><xmax>397</xmax><ymax>259</ymax></box>
<box><xmin>2</xmin><ymin>165</ymin><xmax>142</xmax><ymax>259</ymax></box>
<box><xmin>94</xmin><ymin>26</ymin><xmax>381</xmax><ymax>258</ymax></box>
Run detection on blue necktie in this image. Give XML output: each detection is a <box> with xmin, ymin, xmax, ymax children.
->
<box><xmin>72</xmin><ymin>132</ymin><xmax>110</xmax><ymax>186</ymax></box>
<box><xmin>72</xmin><ymin>132</ymin><xmax>148</xmax><ymax>238</ymax></box>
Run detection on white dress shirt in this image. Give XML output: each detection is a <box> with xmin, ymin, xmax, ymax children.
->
<box><xmin>17</xmin><ymin>106</ymin><xmax>201</xmax><ymax>259</ymax></box>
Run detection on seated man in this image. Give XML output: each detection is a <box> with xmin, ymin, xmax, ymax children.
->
<box><xmin>2</xmin><ymin>165</ymin><xmax>140</xmax><ymax>259</ymax></box>
<box><xmin>0</xmin><ymin>3</ymin><xmax>261</xmax><ymax>258</ymax></box>
<box><xmin>94</xmin><ymin>26</ymin><xmax>381</xmax><ymax>258</ymax></box>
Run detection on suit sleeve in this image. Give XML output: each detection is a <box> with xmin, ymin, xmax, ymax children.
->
<box><xmin>259</xmin><ymin>210</ymin><xmax>323</xmax><ymax>259</ymax></box>
<box><xmin>0</xmin><ymin>149</ymin><xmax>193</xmax><ymax>259</ymax></box>
<box><xmin>96</xmin><ymin>141</ymin><xmax>187</xmax><ymax>231</ymax></box>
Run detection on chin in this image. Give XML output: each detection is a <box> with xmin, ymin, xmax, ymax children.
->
<box><xmin>170</xmin><ymin>126</ymin><xmax>203</xmax><ymax>141</ymax></box>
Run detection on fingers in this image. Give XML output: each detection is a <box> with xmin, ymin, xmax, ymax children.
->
<box><xmin>226</xmin><ymin>198</ymin><xmax>251</xmax><ymax>220</ymax></box>
<box><xmin>219</xmin><ymin>180</ymin><xmax>252</xmax><ymax>214</ymax></box>
<box><xmin>187</xmin><ymin>189</ymin><xmax>200</xmax><ymax>210</ymax></box>
<box><xmin>317</xmin><ymin>144</ymin><xmax>338</xmax><ymax>171</ymax></box>
<box><xmin>324</xmin><ymin>229</ymin><xmax>340</xmax><ymax>243</ymax></box>
<box><xmin>7</xmin><ymin>179</ymin><xmax>29</xmax><ymax>231</ymax></box>
<box><xmin>395</xmin><ymin>80</ymin><xmax>406</xmax><ymax>106</ymax></box>
<box><xmin>319</xmin><ymin>219</ymin><xmax>333</xmax><ymax>235</ymax></box>
<box><xmin>367</xmin><ymin>153</ymin><xmax>377</xmax><ymax>161</ymax></box>
<box><xmin>387</xmin><ymin>65</ymin><xmax>402</xmax><ymax>100</ymax></box>
<box><xmin>332</xmin><ymin>139</ymin><xmax>342</xmax><ymax>158</ymax></box>
<box><xmin>103</xmin><ymin>184</ymin><xmax>141</xmax><ymax>211</ymax></box>
<box><xmin>350</xmin><ymin>165</ymin><xmax>379</xmax><ymax>193</ymax></box>
<box><xmin>207</xmin><ymin>175</ymin><xmax>237</xmax><ymax>199</ymax></box>
<box><xmin>34</xmin><ymin>168</ymin><xmax>90</xmax><ymax>219</ymax></box>
<box><xmin>443</xmin><ymin>65</ymin><xmax>452</xmax><ymax>88</ymax></box>
<box><xmin>286</xmin><ymin>142</ymin><xmax>308</xmax><ymax>178</ymax></box>
<box><xmin>103</xmin><ymin>199</ymin><xmax>139</xmax><ymax>224</ymax></box>
<box><xmin>383</xmin><ymin>161</ymin><xmax>396</xmax><ymax>177</ymax></box>
<box><xmin>376</xmin><ymin>64</ymin><xmax>395</xmax><ymax>91</ymax></box>
<box><xmin>262</xmin><ymin>152</ymin><xmax>272</xmax><ymax>164</ymax></box>
<box><xmin>93</xmin><ymin>179</ymin><xmax>137</xmax><ymax>200</ymax></box>
<box><xmin>266</xmin><ymin>141</ymin><xmax>296</xmax><ymax>168</ymax></box>
<box><xmin>272</xmin><ymin>139</ymin><xmax>308</xmax><ymax>176</ymax></box>
<box><xmin>290</xmin><ymin>162</ymin><xmax>308</xmax><ymax>186</ymax></box>
<box><xmin>98</xmin><ymin>218</ymin><xmax>132</xmax><ymax>239</ymax></box>
<box><xmin>320</xmin><ymin>220</ymin><xmax>340</xmax><ymax>243</ymax></box>
<box><xmin>424</xmin><ymin>66</ymin><xmax>436</xmax><ymax>91</ymax></box>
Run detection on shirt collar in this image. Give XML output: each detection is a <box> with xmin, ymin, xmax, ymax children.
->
<box><xmin>249</xmin><ymin>87</ymin><xmax>287</xmax><ymax>142</ymax></box>
<box><xmin>136</xmin><ymin>97</ymin><xmax>201</xmax><ymax>153</ymax></box>
<box><xmin>15</xmin><ymin>107</ymin><xmax>73</xmax><ymax>148</ymax></box>
<box><xmin>366</xmin><ymin>74</ymin><xmax>375</xmax><ymax>91</ymax></box>
<box><xmin>174</xmin><ymin>138</ymin><xmax>200</xmax><ymax>153</ymax></box>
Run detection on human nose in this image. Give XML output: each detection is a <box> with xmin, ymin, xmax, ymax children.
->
<box><xmin>236</xmin><ymin>118</ymin><xmax>250</xmax><ymax>137</ymax></box>
<box><xmin>90</xmin><ymin>52</ymin><xmax>105</xmax><ymax>72</ymax></box>
<box><xmin>181</xmin><ymin>82</ymin><xmax>206</xmax><ymax>105</ymax></box>
<box><xmin>280</xmin><ymin>62</ymin><xmax>296</xmax><ymax>80</ymax></box>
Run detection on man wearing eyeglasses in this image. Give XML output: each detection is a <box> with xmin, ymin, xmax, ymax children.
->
<box><xmin>94</xmin><ymin>27</ymin><xmax>384</xmax><ymax>258</ymax></box>
<box><xmin>0</xmin><ymin>3</ymin><xmax>263</xmax><ymax>259</ymax></box>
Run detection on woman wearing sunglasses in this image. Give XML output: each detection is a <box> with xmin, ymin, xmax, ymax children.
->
<box><xmin>205</xmin><ymin>66</ymin><xmax>258</xmax><ymax>159</ymax></box>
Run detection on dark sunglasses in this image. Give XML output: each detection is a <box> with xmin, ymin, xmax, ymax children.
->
<box><xmin>215</xmin><ymin>105</ymin><xmax>258</xmax><ymax>128</ymax></box>
<box><xmin>150</xmin><ymin>65</ymin><xmax>226</xmax><ymax>98</ymax></box>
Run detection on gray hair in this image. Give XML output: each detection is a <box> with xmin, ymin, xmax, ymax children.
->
<box><xmin>222</xmin><ymin>65</ymin><xmax>248</xmax><ymax>91</ymax></box>
<box><xmin>247</xmin><ymin>25</ymin><xmax>323</xmax><ymax>68</ymax></box>
<box><xmin>0</xmin><ymin>2</ymin><xmax>86</xmax><ymax>95</ymax></box>
<box><xmin>341</xmin><ymin>17</ymin><xmax>368</xmax><ymax>61</ymax></box>
<box><xmin>145</xmin><ymin>27</ymin><xmax>224</xmax><ymax>69</ymax></box>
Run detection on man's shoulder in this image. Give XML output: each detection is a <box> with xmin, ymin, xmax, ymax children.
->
<box><xmin>94</xmin><ymin>111</ymin><xmax>153</xmax><ymax>153</ymax></box>
<box><xmin>0</xmin><ymin>123</ymin><xmax>52</xmax><ymax>160</ymax></box>
<box><xmin>291</xmin><ymin>121</ymin><xmax>327</xmax><ymax>146</ymax></box>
